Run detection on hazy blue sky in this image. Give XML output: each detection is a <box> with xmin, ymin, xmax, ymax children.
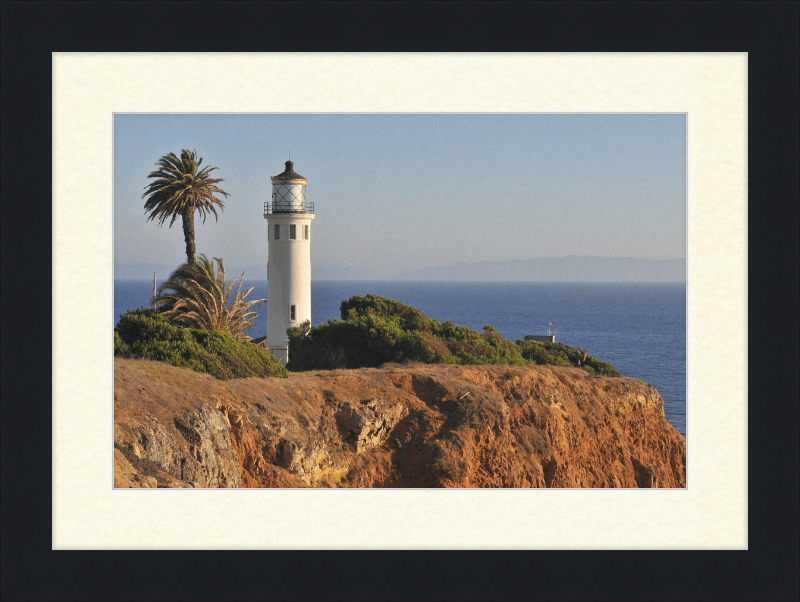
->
<box><xmin>114</xmin><ymin>113</ymin><xmax>686</xmax><ymax>277</ymax></box>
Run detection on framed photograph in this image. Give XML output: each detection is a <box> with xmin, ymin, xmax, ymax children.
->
<box><xmin>3</xmin><ymin>2</ymin><xmax>796</xmax><ymax>600</ymax></box>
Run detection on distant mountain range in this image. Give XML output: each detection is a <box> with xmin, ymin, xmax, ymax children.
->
<box><xmin>115</xmin><ymin>256</ymin><xmax>685</xmax><ymax>282</ymax></box>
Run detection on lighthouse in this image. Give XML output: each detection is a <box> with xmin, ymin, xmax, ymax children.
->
<box><xmin>264</xmin><ymin>160</ymin><xmax>315</xmax><ymax>365</ymax></box>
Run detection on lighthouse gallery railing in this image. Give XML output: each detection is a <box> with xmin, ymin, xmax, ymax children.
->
<box><xmin>264</xmin><ymin>202</ymin><xmax>314</xmax><ymax>216</ymax></box>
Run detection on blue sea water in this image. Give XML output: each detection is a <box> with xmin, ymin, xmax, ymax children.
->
<box><xmin>114</xmin><ymin>280</ymin><xmax>686</xmax><ymax>436</ymax></box>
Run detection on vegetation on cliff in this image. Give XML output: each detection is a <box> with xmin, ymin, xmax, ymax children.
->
<box><xmin>287</xmin><ymin>293</ymin><xmax>620</xmax><ymax>376</ymax></box>
<box><xmin>515</xmin><ymin>340</ymin><xmax>621</xmax><ymax>377</ymax></box>
<box><xmin>114</xmin><ymin>308</ymin><xmax>287</xmax><ymax>380</ymax></box>
<box><xmin>286</xmin><ymin>293</ymin><xmax>523</xmax><ymax>370</ymax></box>
<box><xmin>152</xmin><ymin>255</ymin><xmax>264</xmax><ymax>341</ymax></box>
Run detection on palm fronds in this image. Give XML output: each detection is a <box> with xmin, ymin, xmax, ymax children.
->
<box><xmin>142</xmin><ymin>149</ymin><xmax>230</xmax><ymax>264</ymax></box>
<box><xmin>142</xmin><ymin>149</ymin><xmax>229</xmax><ymax>227</ymax></box>
<box><xmin>153</xmin><ymin>255</ymin><xmax>265</xmax><ymax>341</ymax></box>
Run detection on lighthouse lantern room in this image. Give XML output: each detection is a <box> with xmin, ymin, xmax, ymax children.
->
<box><xmin>263</xmin><ymin>160</ymin><xmax>315</xmax><ymax>365</ymax></box>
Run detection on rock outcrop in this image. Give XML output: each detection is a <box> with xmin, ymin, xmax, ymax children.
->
<box><xmin>114</xmin><ymin>358</ymin><xmax>686</xmax><ymax>488</ymax></box>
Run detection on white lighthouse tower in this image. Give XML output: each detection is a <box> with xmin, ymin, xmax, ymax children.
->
<box><xmin>264</xmin><ymin>160</ymin><xmax>315</xmax><ymax>365</ymax></box>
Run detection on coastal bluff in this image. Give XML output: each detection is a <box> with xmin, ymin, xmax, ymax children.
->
<box><xmin>114</xmin><ymin>358</ymin><xmax>686</xmax><ymax>488</ymax></box>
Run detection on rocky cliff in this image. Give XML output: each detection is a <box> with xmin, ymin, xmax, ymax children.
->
<box><xmin>114</xmin><ymin>358</ymin><xmax>686</xmax><ymax>488</ymax></box>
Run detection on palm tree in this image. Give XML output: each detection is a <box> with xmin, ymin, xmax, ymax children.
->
<box><xmin>153</xmin><ymin>255</ymin><xmax>265</xmax><ymax>341</ymax></box>
<box><xmin>142</xmin><ymin>149</ymin><xmax>230</xmax><ymax>264</ymax></box>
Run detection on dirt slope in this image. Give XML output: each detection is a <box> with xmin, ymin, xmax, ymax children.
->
<box><xmin>114</xmin><ymin>358</ymin><xmax>686</xmax><ymax>488</ymax></box>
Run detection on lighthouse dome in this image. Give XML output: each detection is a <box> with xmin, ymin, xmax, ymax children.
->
<box><xmin>270</xmin><ymin>160</ymin><xmax>309</xmax><ymax>213</ymax></box>
<box><xmin>271</xmin><ymin>160</ymin><xmax>306</xmax><ymax>182</ymax></box>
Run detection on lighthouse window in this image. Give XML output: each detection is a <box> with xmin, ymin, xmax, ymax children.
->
<box><xmin>304</xmin><ymin>225</ymin><xmax>309</xmax><ymax>240</ymax></box>
<box><xmin>274</xmin><ymin>224</ymin><xmax>280</xmax><ymax>239</ymax></box>
<box><xmin>290</xmin><ymin>305</ymin><xmax>296</xmax><ymax>321</ymax></box>
<box><xmin>289</xmin><ymin>224</ymin><xmax>297</xmax><ymax>239</ymax></box>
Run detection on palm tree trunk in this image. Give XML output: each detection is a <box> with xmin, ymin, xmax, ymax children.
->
<box><xmin>181</xmin><ymin>208</ymin><xmax>196</xmax><ymax>264</ymax></box>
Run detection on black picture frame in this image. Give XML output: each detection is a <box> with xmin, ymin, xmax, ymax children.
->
<box><xmin>2</xmin><ymin>2</ymin><xmax>797</xmax><ymax>600</ymax></box>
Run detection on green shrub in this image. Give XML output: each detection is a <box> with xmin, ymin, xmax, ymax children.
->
<box><xmin>428</xmin><ymin>457</ymin><xmax>463</xmax><ymax>480</ymax></box>
<box><xmin>288</xmin><ymin>294</ymin><xmax>527</xmax><ymax>371</ymax></box>
<box><xmin>114</xmin><ymin>331</ymin><xmax>130</xmax><ymax>357</ymax></box>
<box><xmin>586</xmin><ymin>359</ymin><xmax>621</xmax><ymax>378</ymax></box>
<box><xmin>286</xmin><ymin>293</ymin><xmax>620</xmax><ymax>375</ymax></box>
<box><xmin>340</xmin><ymin>294</ymin><xmax>429</xmax><ymax>331</ymax></box>
<box><xmin>516</xmin><ymin>340</ymin><xmax>621</xmax><ymax>376</ymax></box>
<box><xmin>516</xmin><ymin>340</ymin><xmax>570</xmax><ymax>367</ymax></box>
<box><xmin>114</xmin><ymin>307</ymin><xmax>287</xmax><ymax>380</ymax></box>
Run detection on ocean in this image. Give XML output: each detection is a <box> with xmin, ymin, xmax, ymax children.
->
<box><xmin>114</xmin><ymin>280</ymin><xmax>686</xmax><ymax>436</ymax></box>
